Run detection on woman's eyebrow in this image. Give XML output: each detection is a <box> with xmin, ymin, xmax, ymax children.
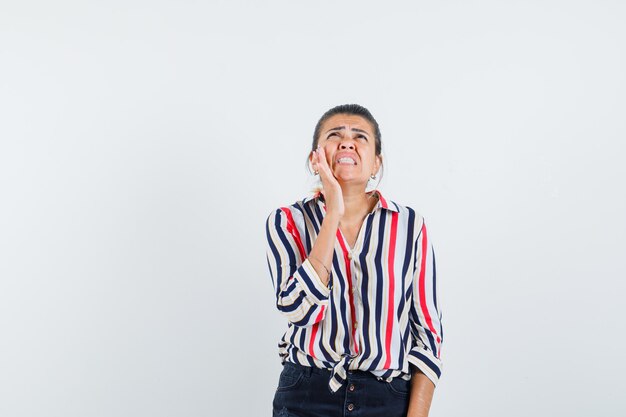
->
<box><xmin>351</xmin><ymin>128</ymin><xmax>369</xmax><ymax>136</ymax></box>
<box><xmin>325</xmin><ymin>126</ymin><xmax>370</xmax><ymax>136</ymax></box>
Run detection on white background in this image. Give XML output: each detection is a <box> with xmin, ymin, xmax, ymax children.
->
<box><xmin>1</xmin><ymin>1</ymin><xmax>625</xmax><ymax>416</ymax></box>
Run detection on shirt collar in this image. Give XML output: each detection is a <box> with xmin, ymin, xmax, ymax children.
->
<box><xmin>303</xmin><ymin>189</ymin><xmax>399</xmax><ymax>213</ymax></box>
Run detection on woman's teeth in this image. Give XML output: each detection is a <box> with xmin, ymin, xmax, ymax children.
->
<box><xmin>337</xmin><ymin>157</ymin><xmax>356</xmax><ymax>165</ymax></box>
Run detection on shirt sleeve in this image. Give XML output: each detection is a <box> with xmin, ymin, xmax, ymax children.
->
<box><xmin>265</xmin><ymin>207</ymin><xmax>330</xmax><ymax>327</ymax></box>
<box><xmin>407</xmin><ymin>218</ymin><xmax>444</xmax><ymax>386</ymax></box>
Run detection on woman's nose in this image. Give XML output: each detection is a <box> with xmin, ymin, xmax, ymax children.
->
<box><xmin>339</xmin><ymin>139</ymin><xmax>355</xmax><ymax>149</ymax></box>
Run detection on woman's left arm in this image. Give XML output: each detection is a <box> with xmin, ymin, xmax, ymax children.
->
<box><xmin>406</xmin><ymin>218</ymin><xmax>443</xmax><ymax>417</ymax></box>
<box><xmin>407</xmin><ymin>368</ymin><xmax>435</xmax><ymax>417</ymax></box>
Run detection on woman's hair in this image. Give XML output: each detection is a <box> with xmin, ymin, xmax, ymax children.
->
<box><xmin>307</xmin><ymin>104</ymin><xmax>384</xmax><ymax>186</ymax></box>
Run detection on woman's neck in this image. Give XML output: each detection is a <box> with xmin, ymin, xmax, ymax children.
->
<box><xmin>340</xmin><ymin>186</ymin><xmax>377</xmax><ymax>224</ymax></box>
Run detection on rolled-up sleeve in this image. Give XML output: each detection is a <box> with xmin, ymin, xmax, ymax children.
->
<box><xmin>408</xmin><ymin>219</ymin><xmax>443</xmax><ymax>386</ymax></box>
<box><xmin>265</xmin><ymin>208</ymin><xmax>330</xmax><ymax>327</ymax></box>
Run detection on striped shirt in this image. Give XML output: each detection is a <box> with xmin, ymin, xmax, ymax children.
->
<box><xmin>265</xmin><ymin>190</ymin><xmax>443</xmax><ymax>392</ymax></box>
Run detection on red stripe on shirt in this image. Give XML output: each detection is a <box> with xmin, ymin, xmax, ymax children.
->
<box><xmin>378</xmin><ymin>193</ymin><xmax>389</xmax><ymax>209</ymax></box>
<box><xmin>419</xmin><ymin>223</ymin><xmax>440</xmax><ymax>344</ymax></box>
<box><xmin>308</xmin><ymin>306</ymin><xmax>326</xmax><ymax>359</ymax></box>
<box><xmin>384</xmin><ymin>211</ymin><xmax>398</xmax><ymax>368</ymax></box>
<box><xmin>280</xmin><ymin>207</ymin><xmax>306</xmax><ymax>261</ymax></box>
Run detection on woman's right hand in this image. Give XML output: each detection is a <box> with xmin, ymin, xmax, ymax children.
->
<box><xmin>312</xmin><ymin>146</ymin><xmax>344</xmax><ymax>219</ymax></box>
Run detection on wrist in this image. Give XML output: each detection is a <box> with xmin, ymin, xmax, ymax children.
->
<box><xmin>309</xmin><ymin>255</ymin><xmax>331</xmax><ymax>284</ymax></box>
<box><xmin>322</xmin><ymin>211</ymin><xmax>341</xmax><ymax>226</ymax></box>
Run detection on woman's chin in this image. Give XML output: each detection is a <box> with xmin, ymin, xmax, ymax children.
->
<box><xmin>335</xmin><ymin>175</ymin><xmax>368</xmax><ymax>187</ymax></box>
<box><xmin>333</xmin><ymin>168</ymin><xmax>361</xmax><ymax>180</ymax></box>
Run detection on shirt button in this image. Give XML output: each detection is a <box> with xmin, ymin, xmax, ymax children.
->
<box><xmin>353</xmin><ymin>321</ymin><xmax>358</xmax><ymax>328</ymax></box>
<box><xmin>347</xmin><ymin>403</ymin><xmax>355</xmax><ymax>411</ymax></box>
<box><xmin>348</xmin><ymin>384</ymin><xmax>356</xmax><ymax>392</ymax></box>
<box><xmin>348</xmin><ymin>252</ymin><xmax>353</xmax><ymax>260</ymax></box>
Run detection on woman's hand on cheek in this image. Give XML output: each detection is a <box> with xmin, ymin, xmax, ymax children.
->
<box><xmin>314</xmin><ymin>146</ymin><xmax>344</xmax><ymax>219</ymax></box>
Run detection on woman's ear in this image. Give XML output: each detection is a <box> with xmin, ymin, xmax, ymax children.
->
<box><xmin>374</xmin><ymin>154</ymin><xmax>382</xmax><ymax>175</ymax></box>
<box><xmin>308</xmin><ymin>149</ymin><xmax>320</xmax><ymax>174</ymax></box>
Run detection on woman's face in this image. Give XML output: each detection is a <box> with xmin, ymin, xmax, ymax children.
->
<box><xmin>311</xmin><ymin>114</ymin><xmax>382</xmax><ymax>186</ymax></box>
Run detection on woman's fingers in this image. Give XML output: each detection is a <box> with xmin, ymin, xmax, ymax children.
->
<box><xmin>316</xmin><ymin>148</ymin><xmax>340</xmax><ymax>192</ymax></box>
<box><xmin>316</xmin><ymin>147</ymin><xmax>334</xmax><ymax>180</ymax></box>
<box><xmin>314</xmin><ymin>147</ymin><xmax>344</xmax><ymax>217</ymax></box>
<box><xmin>316</xmin><ymin>150</ymin><xmax>330</xmax><ymax>183</ymax></box>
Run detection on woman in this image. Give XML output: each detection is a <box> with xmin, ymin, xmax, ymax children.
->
<box><xmin>265</xmin><ymin>104</ymin><xmax>443</xmax><ymax>417</ymax></box>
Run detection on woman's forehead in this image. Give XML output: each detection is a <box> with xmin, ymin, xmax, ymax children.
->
<box><xmin>321</xmin><ymin>114</ymin><xmax>374</xmax><ymax>134</ymax></box>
